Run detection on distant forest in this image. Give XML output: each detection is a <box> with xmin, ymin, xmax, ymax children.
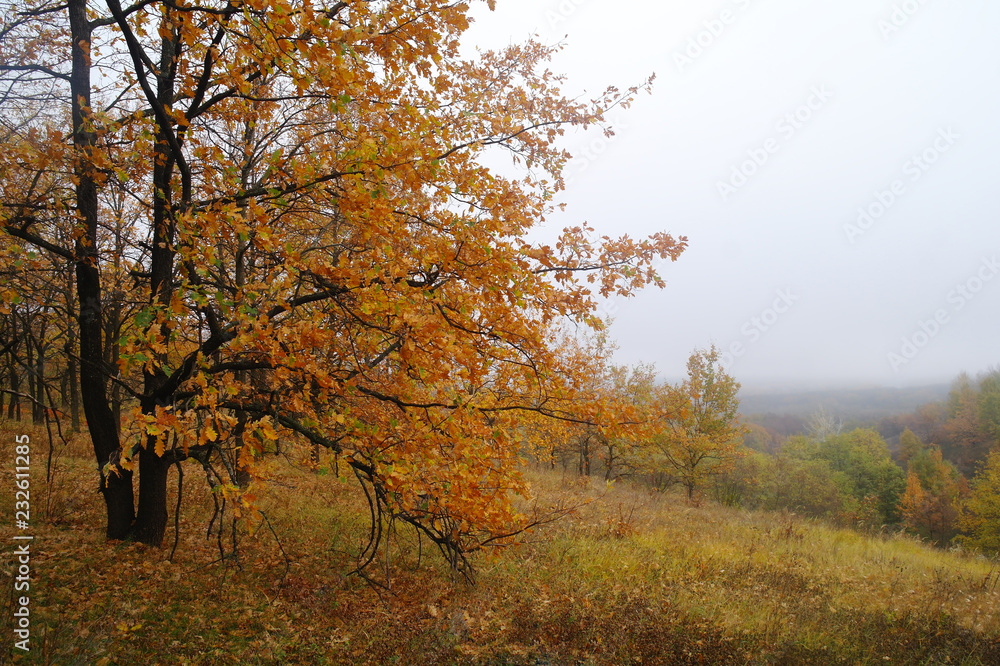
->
<box><xmin>733</xmin><ymin>370</ymin><xmax>1000</xmax><ymax>551</ymax></box>
<box><xmin>739</xmin><ymin>376</ymin><xmax>993</xmax><ymax>469</ymax></box>
<box><xmin>739</xmin><ymin>384</ymin><xmax>951</xmax><ymax>422</ymax></box>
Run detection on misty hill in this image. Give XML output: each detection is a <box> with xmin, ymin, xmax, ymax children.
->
<box><xmin>738</xmin><ymin>383</ymin><xmax>950</xmax><ymax>420</ymax></box>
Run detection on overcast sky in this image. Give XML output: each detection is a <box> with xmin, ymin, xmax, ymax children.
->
<box><xmin>463</xmin><ymin>0</ymin><xmax>1000</xmax><ymax>390</ymax></box>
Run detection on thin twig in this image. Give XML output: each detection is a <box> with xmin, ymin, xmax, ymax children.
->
<box><xmin>259</xmin><ymin>511</ymin><xmax>292</xmax><ymax>598</ymax></box>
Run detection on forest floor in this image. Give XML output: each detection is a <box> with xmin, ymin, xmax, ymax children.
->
<box><xmin>2</xmin><ymin>421</ymin><xmax>1000</xmax><ymax>665</ymax></box>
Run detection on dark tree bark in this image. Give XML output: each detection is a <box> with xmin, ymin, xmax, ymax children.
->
<box><xmin>30</xmin><ymin>314</ymin><xmax>48</xmax><ymax>425</ymax></box>
<box><xmin>66</xmin><ymin>349</ymin><xmax>81</xmax><ymax>432</ymax></box>
<box><xmin>7</xmin><ymin>352</ymin><xmax>20</xmax><ymax>420</ymax></box>
<box><xmin>24</xmin><ymin>321</ymin><xmax>38</xmax><ymax>424</ymax></box>
<box><xmin>578</xmin><ymin>432</ymin><xmax>592</xmax><ymax>476</ymax></box>
<box><xmin>104</xmin><ymin>290</ymin><xmax>123</xmax><ymax>430</ymax></box>
<box><xmin>131</xmin><ymin>14</ymin><xmax>182</xmax><ymax>546</ymax></box>
<box><xmin>131</xmin><ymin>444</ymin><xmax>171</xmax><ymax>545</ymax></box>
<box><xmin>66</xmin><ymin>268</ymin><xmax>81</xmax><ymax>432</ymax></box>
<box><xmin>69</xmin><ymin>0</ymin><xmax>135</xmax><ymax>540</ymax></box>
<box><xmin>6</xmin><ymin>313</ymin><xmax>20</xmax><ymax>420</ymax></box>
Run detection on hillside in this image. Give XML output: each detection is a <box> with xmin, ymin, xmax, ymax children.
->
<box><xmin>738</xmin><ymin>384</ymin><xmax>951</xmax><ymax>420</ymax></box>
<box><xmin>3</xmin><ymin>424</ymin><xmax>1000</xmax><ymax>665</ymax></box>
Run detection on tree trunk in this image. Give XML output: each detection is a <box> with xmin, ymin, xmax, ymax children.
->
<box><xmin>69</xmin><ymin>0</ymin><xmax>135</xmax><ymax>540</ymax></box>
<box><xmin>24</xmin><ymin>329</ymin><xmax>38</xmax><ymax>424</ymax></box>
<box><xmin>7</xmin><ymin>353</ymin><xmax>19</xmax><ymax>420</ymax></box>
<box><xmin>132</xmin><ymin>444</ymin><xmax>171</xmax><ymax>546</ymax></box>
<box><xmin>104</xmin><ymin>291</ymin><xmax>123</xmax><ymax>430</ymax></box>
<box><xmin>578</xmin><ymin>435</ymin><xmax>591</xmax><ymax>476</ymax></box>
<box><xmin>66</xmin><ymin>270</ymin><xmax>80</xmax><ymax>431</ymax></box>
<box><xmin>32</xmin><ymin>328</ymin><xmax>46</xmax><ymax>424</ymax></box>
<box><xmin>234</xmin><ymin>411</ymin><xmax>253</xmax><ymax>487</ymax></box>
<box><xmin>66</xmin><ymin>343</ymin><xmax>80</xmax><ymax>431</ymax></box>
<box><xmin>59</xmin><ymin>366</ymin><xmax>68</xmax><ymax>411</ymax></box>
<box><xmin>131</xmin><ymin>14</ymin><xmax>181</xmax><ymax>545</ymax></box>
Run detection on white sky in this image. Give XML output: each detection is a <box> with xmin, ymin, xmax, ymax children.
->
<box><xmin>463</xmin><ymin>0</ymin><xmax>1000</xmax><ymax>389</ymax></box>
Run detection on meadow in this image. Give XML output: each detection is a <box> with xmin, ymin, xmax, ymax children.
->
<box><xmin>2</xmin><ymin>423</ymin><xmax>999</xmax><ymax>665</ymax></box>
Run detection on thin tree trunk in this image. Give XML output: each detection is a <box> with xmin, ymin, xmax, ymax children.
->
<box><xmin>66</xmin><ymin>338</ymin><xmax>80</xmax><ymax>432</ymax></box>
<box><xmin>24</xmin><ymin>326</ymin><xmax>38</xmax><ymax>424</ymax></box>
<box><xmin>32</xmin><ymin>320</ymin><xmax>46</xmax><ymax>424</ymax></box>
<box><xmin>7</xmin><ymin>353</ymin><xmax>19</xmax><ymax>420</ymax></box>
<box><xmin>6</xmin><ymin>315</ymin><xmax>17</xmax><ymax>420</ymax></box>
<box><xmin>59</xmin><ymin>366</ymin><xmax>68</xmax><ymax>411</ymax></box>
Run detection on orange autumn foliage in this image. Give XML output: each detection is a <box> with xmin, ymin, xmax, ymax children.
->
<box><xmin>900</xmin><ymin>446</ymin><xmax>967</xmax><ymax>546</ymax></box>
<box><xmin>0</xmin><ymin>0</ymin><xmax>686</xmax><ymax>570</ymax></box>
<box><xmin>656</xmin><ymin>347</ymin><xmax>747</xmax><ymax>501</ymax></box>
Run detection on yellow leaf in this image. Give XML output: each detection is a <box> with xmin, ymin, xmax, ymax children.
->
<box><xmin>258</xmin><ymin>418</ymin><xmax>278</xmax><ymax>441</ymax></box>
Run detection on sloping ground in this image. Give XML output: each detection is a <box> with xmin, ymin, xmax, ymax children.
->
<box><xmin>1</xmin><ymin>422</ymin><xmax>999</xmax><ymax>664</ymax></box>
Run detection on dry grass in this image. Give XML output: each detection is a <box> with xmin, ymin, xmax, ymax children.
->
<box><xmin>1</xmin><ymin>421</ymin><xmax>999</xmax><ymax>664</ymax></box>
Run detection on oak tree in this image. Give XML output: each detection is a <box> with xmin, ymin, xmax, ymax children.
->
<box><xmin>0</xmin><ymin>0</ymin><xmax>687</xmax><ymax>571</ymax></box>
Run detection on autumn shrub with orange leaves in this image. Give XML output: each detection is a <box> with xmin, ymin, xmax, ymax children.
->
<box><xmin>0</xmin><ymin>0</ymin><xmax>686</xmax><ymax>574</ymax></box>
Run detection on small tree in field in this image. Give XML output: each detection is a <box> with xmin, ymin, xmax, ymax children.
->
<box><xmin>656</xmin><ymin>347</ymin><xmax>746</xmax><ymax>501</ymax></box>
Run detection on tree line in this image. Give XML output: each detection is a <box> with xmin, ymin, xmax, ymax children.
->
<box><xmin>528</xmin><ymin>337</ymin><xmax>747</xmax><ymax>500</ymax></box>
<box><xmin>729</xmin><ymin>370</ymin><xmax>1000</xmax><ymax>555</ymax></box>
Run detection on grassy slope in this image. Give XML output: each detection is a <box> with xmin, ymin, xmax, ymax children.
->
<box><xmin>1</xmin><ymin>422</ymin><xmax>999</xmax><ymax>665</ymax></box>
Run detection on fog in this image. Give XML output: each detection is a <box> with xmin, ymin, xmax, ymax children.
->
<box><xmin>463</xmin><ymin>0</ymin><xmax>1000</xmax><ymax>390</ymax></box>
